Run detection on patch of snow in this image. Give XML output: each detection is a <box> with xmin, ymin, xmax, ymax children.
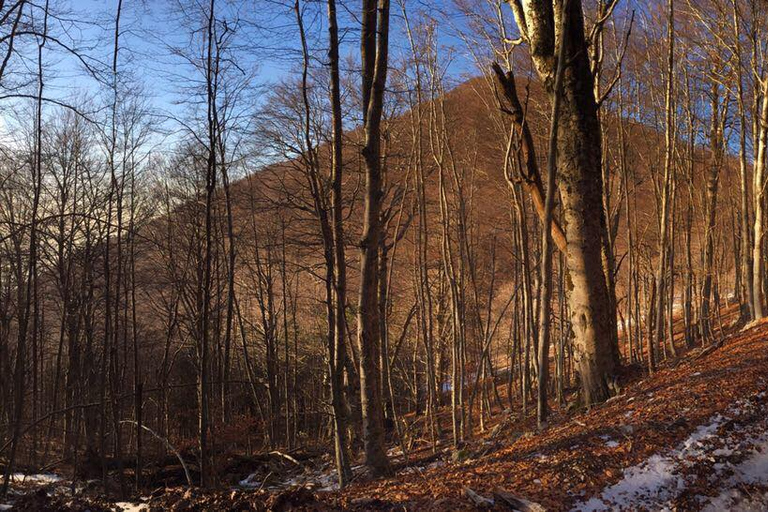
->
<box><xmin>681</xmin><ymin>414</ymin><xmax>722</xmax><ymax>452</ymax></box>
<box><xmin>741</xmin><ymin>317</ymin><xmax>768</xmax><ymax>331</ymax></box>
<box><xmin>574</xmin><ymin>454</ymin><xmax>681</xmax><ymax>512</ymax></box>
<box><xmin>0</xmin><ymin>505</ymin><xmax>12</xmax><ymax>511</ymax></box>
<box><xmin>598</xmin><ymin>435</ymin><xmax>620</xmax><ymax>449</ymax></box>
<box><xmin>238</xmin><ymin>473</ymin><xmax>261</xmax><ymax>489</ymax></box>
<box><xmin>702</xmin><ymin>488</ymin><xmax>768</xmax><ymax>512</ymax></box>
<box><xmin>315</xmin><ymin>471</ymin><xmax>341</xmax><ymax>491</ymax></box>
<box><xmin>729</xmin><ymin>434</ymin><xmax>768</xmax><ymax>484</ymax></box>
<box><xmin>115</xmin><ymin>502</ymin><xmax>149</xmax><ymax>512</ymax></box>
<box><xmin>10</xmin><ymin>473</ymin><xmax>63</xmax><ymax>484</ymax></box>
<box><xmin>251</xmin><ymin>463</ymin><xmax>345</xmax><ymax>492</ymax></box>
<box><xmin>574</xmin><ymin>391</ymin><xmax>768</xmax><ymax>512</ymax></box>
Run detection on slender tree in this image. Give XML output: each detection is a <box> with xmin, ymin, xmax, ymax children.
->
<box><xmin>357</xmin><ymin>0</ymin><xmax>392</xmax><ymax>475</ymax></box>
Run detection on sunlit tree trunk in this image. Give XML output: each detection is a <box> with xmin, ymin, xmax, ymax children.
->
<box><xmin>503</xmin><ymin>0</ymin><xmax>619</xmax><ymax>405</ymax></box>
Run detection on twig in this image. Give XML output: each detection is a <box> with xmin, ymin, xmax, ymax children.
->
<box><xmin>119</xmin><ymin>420</ymin><xmax>192</xmax><ymax>487</ymax></box>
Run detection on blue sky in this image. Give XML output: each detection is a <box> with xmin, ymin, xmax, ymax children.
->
<box><xmin>32</xmin><ymin>0</ymin><xmax>477</xmax><ymax>113</ymax></box>
<box><xmin>0</xmin><ymin>0</ymin><xmax>644</xmax><ymax>148</ymax></box>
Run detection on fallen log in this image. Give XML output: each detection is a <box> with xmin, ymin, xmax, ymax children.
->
<box><xmin>268</xmin><ymin>451</ymin><xmax>303</xmax><ymax>467</ymax></box>
<box><xmin>463</xmin><ymin>487</ymin><xmax>494</xmax><ymax>508</ymax></box>
<box><xmin>493</xmin><ymin>487</ymin><xmax>546</xmax><ymax>511</ymax></box>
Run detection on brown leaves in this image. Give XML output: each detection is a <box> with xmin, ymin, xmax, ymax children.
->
<box><xmin>332</xmin><ymin>316</ymin><xmax>768</xmax><ymax>510</ymax></box>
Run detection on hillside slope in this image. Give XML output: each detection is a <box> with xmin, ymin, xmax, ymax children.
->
<box><xmin>5</xmin><ymin>311</ymin><xmax>768</xmax><ymax>511</ymax></box>
<box><xmin>330</xmin><ymin>313</ymin><xmax>768</xmax><ymax>511</ymax></box>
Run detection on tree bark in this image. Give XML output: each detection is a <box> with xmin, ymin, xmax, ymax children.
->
<box><xmin>700</xmin><ymin>84</ymin><xmax>723</xmax><ymax>339</ymax></box>
<box><xmin>653</xmin><ymin>0</ymin><xmax>675</xmax><ymax>370</ymax></box>
<box><xmin>751</xmin><ymin>77</ymin><xmax>768</xmax><ymax>320</ymax></box>
<box><xmin>357</xmin><ymin>0</ymin><xmax>392</xmax><ymax>476</ymax></box>
<box><xmin>537</xmin><ymin>0</ymin><xmax>569</xmax><ymax>427</ymax></box>
<box><xmin>326</xmin><ymin>0</ymin><xmax>353</xmax><ymax>486</ymax></box>
<box><xmin>504</xmin><ymin>0</ymin><xmax>620</xmax><ymax>405</ymax></box>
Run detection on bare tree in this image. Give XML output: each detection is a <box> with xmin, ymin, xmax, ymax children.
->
<box><xmin>501</xmin><ymin>0</ymin><xmax>620</xmax><ymax>405</ymax></box>
<box><xmin>1</xmin><ymin>0</ymin><xmax>47</xmax><ymax>496</ymax></box>
<box><xmin>357</xmin><ymin>0</ymin><xmax>392</xmax><ymax>476</ymax></box>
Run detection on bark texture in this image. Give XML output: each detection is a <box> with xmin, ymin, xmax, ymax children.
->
<box><xmin>357</xmin><ymin>0</ymin><xmax>392</xmax><ymax>476</ymax></box>
<box><xmin>505</xmin><ymin>0</ymin><xmax>619</xmax><ymax>405</ymax></box>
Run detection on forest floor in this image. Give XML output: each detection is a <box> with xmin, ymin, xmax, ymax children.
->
<box><xmin>4</xmin><ymin>309</ymin><xmax>768</xmax><ymax>511</ymax></box>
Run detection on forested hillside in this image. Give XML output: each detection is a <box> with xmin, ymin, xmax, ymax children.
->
<box><xmin>1</xmin><ymin>0</ymin><xmax>767</xmax><ymax>510</ymax></box>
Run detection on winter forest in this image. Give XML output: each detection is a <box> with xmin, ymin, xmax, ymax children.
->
<box><xmin>1</xmin><ymin>0</ymin><xmax>768</xmax><ymax>509</ymax></box>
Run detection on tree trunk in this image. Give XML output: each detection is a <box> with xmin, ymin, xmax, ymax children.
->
<box><xmin>537</xmin><ymin>0</ymin><xmax>569</xmax><ymax>427</ymax></box>
<box><xmin>653</xmin><ymin>0</ymin><xmax>675</xmax><ymax>370</ymax></box>
<box><xmin>357</xmin><ymin>0</ymin><xmax>392</xmax><ymax>476</ymax></box>
<box><xmin>554</xmin><ymin>0</ymin><xmax>619</xmax><ymax>404</ymax></box>
<box><xmin>751</xmin><ymin>77</ymin><xmax>768</xmax><ymax>320</ymax></box>
<box><xmin>503</xmin><ymin>0</ymin><xmax>619</xmax><ymax>406</ymax></box>
<box><xmin>701</xmin><ymin>84</ymin><xmax>722</xmax><ymax>339</ymax></box>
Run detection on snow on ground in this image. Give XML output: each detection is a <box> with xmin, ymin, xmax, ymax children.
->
<box><xmin>114</xmin><ymin>502</ymin><xmax>149</xmax><ymax>511</ymax></box>
<box><xmin>699</xmin><ymin>427</ymin><xmax>768</xmax><ymax>511</ymax></box>
<box><xmin>9</xmin><ymin>473</ymin><xmax>63</xmax><ymax>484</ymax></box>
<box><xmin>702</xmin><ymin>488</ymin><xmax>768</xmax><ymax>512</ymax></box>
<box><xmin>572</xmin><ymin>389</ymin><xmax>768</xmax><ymax>511</ymax></box>
<box><xmin>238</xmin><ymin>473</ymin><xmax>262</xmax><ymax>489</ymax></box>
<box><xmin>574</xmin><ymin>454</ymin><xmax>683</xmax><ymax>511</ymax></box>
<box><xmin>599</xmin><ymin>435</ymin><xmax>620</xmax><ymax>449</ymax></box>
<box><xmin>239</xmin><ymin>463</ymin><xmax>366</xmax><ymax>492</ymax></box>
<box><xmin>729</xmin><ymin>434</ymin><xmax>768</xmax><ymax>484</ymax></box>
